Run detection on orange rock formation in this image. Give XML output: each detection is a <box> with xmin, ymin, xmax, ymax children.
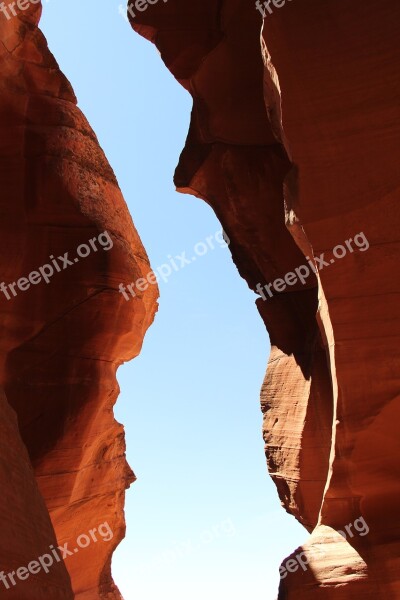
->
<box><xmin>131</xmin><ymin>0</ymin><xmax>400</xmax><ymax>598</ymax></box>
<box><xmin>0</xmin><ymin>3</ymin><xmax>157</xmax><ymax>599</ymax></box>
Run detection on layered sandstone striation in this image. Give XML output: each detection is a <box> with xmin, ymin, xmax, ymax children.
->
<box><xmin>131</xmin><ymin>0</ymin><xmax>400</xmax><ymax>597</ymax></box>
<box><xmin>0</xmin><ymin>4</ymin><xmax>157</xmax><ymax>599</ymax></box>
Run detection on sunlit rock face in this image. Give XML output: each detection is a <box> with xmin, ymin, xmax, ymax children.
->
<box><xmin>0</xmin><ymin>4</ymin><xmax>158</xmax><ymax>599</ymax></box>
<box><xmin>131</xmin><ymin>0</ymin><xmax>400</xmax><ymax>597</ymax></box>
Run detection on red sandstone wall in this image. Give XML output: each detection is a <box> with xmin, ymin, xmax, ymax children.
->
<box><xmin>131</xmin><ymin>0</ymin><xmax>400</xmax><ymax>597</ymax></box>
<box><xmin>0</xmin><ymin>3</ymin><xmax>158</xmax><ymax>599</ymax></box>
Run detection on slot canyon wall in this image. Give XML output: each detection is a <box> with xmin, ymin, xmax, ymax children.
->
<box><xmin>0</xmin><ymin>0</ymin><xmax>399</xmax><ymax>599</ymax></box>
<box><xmin>131</xmin><ymin>0</ymin><xmax>400</xmax><ymax>598</ymax></box>
<box><xmin>0</xmin><ymin>3</ymin><xmax>157</xmax><ymax>599</ymax></box>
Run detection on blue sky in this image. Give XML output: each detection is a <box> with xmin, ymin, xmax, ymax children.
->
<box><xmin>41</xmin><ymin>2</ymin><xmax>305</xmax><ymax>598</ymax></box>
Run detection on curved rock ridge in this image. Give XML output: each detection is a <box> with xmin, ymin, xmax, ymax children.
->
<box><xmin>0</xmin><ymin>3</ymin><xmax>158</xmax><ymax>599</ymax></box>
<box><xmin>130</xmin><ymin>0</ymin><xmax>400</xmax><ymax>597</ymax></box>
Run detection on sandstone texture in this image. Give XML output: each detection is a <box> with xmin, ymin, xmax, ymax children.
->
<box><xmin>131</xmin><ymin>0</ymin><xmax>400</xmax><ymax>597</ymax></box>
<box><xmin>0</xmin><ymin>4</ymin><xmax>157</xmax><ymax>599</ymax></box>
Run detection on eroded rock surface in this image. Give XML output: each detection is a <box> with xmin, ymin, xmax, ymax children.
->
<box><xmin>131</xmin><ymin>0</ymin><xmax>400</xmax><ymax>597</ymax></box>
<box><xmin>0</xmin><ymin>4</ymin><xmax>157</xmax><ymax>599</ymax></box>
